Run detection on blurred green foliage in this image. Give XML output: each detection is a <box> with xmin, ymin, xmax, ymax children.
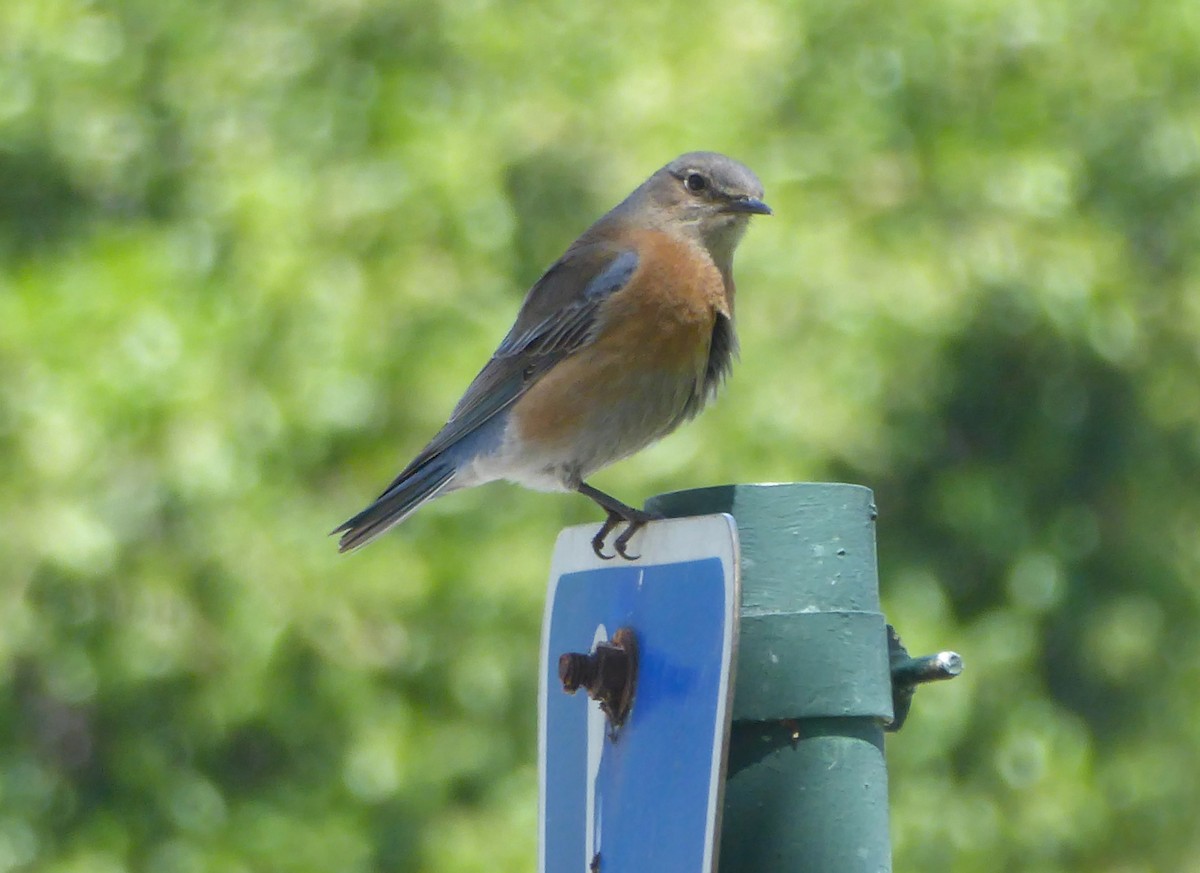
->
<box><xmin>3</xmin><ymin>0</ymin><xmax>1200</xmax><ymax>870</ymax></box>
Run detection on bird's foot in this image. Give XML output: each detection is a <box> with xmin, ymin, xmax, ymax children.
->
<box><xmin>578</xmin><ymin>482</ymin><xmax>661</xmax><ymax>561</ymax></box>
<box><xmin>611</xmin><ymin>508</ymin><xmax>657</xmax><ymax>560</ymax></box>
<box><xmin>590</xmin><ymin>506</ymin><xmax>660</xmax><ymax>561</ymax></box>
<box><xmin>591</xmin><ymin>511</ymin><xmax>623</xmax><ymax>560</ymax></box>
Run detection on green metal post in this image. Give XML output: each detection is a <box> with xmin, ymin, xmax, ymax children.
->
<box><xmin>646</xmin><ymin>483</ymin><xmax>893</xmax><ymax>873</ymax></box>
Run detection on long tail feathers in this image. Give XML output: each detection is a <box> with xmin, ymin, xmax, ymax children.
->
<box><xmin>332</xmin><ymin>461</ymin><xmax>456</xmax><ymax>553</ymax></box>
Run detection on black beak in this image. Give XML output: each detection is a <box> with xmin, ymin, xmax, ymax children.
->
<box><xmin>723</xmin><ymin>196</ymin><xmax>772</xmax><ymax>216</ymax></box>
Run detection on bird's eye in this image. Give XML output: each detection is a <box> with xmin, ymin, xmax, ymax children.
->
<box><xmin>684</xmin><ymin>172</ymin><xmax>708</xmax><ymax>193</ymax></box>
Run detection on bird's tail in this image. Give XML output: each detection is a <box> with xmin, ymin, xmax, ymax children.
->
<box><xmin>332</xmin><ymin>459</ymin><xmax>456</xmax><ymax>553</ymax></box>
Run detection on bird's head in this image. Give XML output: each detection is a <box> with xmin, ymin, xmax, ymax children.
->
<box><xmin>636</xmin><ymin>151</ymin><xmax>771</xmax><ymax>265</ymax></box>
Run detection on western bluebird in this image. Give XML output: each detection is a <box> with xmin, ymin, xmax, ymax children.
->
<box><xmin>334</xmin><ymin>151</ymin><xmax>770</xmax><ymax>559</ymax></box>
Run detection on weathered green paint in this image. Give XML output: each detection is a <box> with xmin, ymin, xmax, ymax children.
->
<box><xmin>646</xmin><ymin>483</ymin><xmax>893</xmax><ymax>873</ymax></box>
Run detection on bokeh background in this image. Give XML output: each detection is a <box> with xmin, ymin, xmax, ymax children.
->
<box><xmin>4</xmin><ymin>0</ymin><xmax>1200</xmax><ymax>870</ymax></box>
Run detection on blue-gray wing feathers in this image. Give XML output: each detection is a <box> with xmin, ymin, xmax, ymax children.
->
<box><xmin>334</xmin><ymin>245</ymin><xmax>639</xmax><ymax>551</ymax></box>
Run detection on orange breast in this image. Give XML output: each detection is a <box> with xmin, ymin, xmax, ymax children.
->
<box><xmin>513</xmin><ymin>229</ymin><xmax>726</xmax><ymax>450</ymax></box>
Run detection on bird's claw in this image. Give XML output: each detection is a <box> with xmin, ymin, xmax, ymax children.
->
<box><xmin>591</xmin><ymin>512</ymin><xmax>622</xmax><ymax>560</ymax></box>
<box><xmin>612</xmin><ymin>522</ymin><xmax>644</xmax><ymax>560</ymax></box>
<box><xmin>590</xmin><ymin>510</ymin><xmax>658</xmax><ymax>561</ymax></box>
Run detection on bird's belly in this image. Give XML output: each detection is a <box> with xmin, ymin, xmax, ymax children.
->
<box><xmin>455</xmin><ymin>431</ymin><xmax>578</xmax><ymax>493</ymax></box>
<box><xmin>507</xmin><ymin>340</ymin><xmax>709</xmax><ymax>482</ymax></box>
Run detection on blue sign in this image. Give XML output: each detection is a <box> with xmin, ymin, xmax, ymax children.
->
<box><xmin>539</xmin><ymin>515</ymin><xmax>740</xmax><ymax>873</ymax></box>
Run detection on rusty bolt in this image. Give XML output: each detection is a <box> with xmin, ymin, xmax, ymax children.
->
<box><xmin>558</xmin><ymin>627</ymin><xmax>639</xmax><ymax>728</ymax></box>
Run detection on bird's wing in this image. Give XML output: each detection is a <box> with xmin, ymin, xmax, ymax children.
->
<box><xmin>381</xmin><ymin>244</ymin><xmax>639</xmax><ymax>489</ymax></box>
<box><xmin>493</xmin><ymin>245</ymin><xmax>639</xmax><ymax>358</ymax></box>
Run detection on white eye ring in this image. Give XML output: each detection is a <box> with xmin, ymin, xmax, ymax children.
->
<box><xmin>684</xmin><ymin>172</ymin><xmax>708</xmax><ymax>193</ymax></box>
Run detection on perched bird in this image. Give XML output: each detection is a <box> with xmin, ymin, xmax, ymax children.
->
<box><xmin>334</xmin><ymin>151</ymin><xmax>769</xmax><ymax>560</ymax></box>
